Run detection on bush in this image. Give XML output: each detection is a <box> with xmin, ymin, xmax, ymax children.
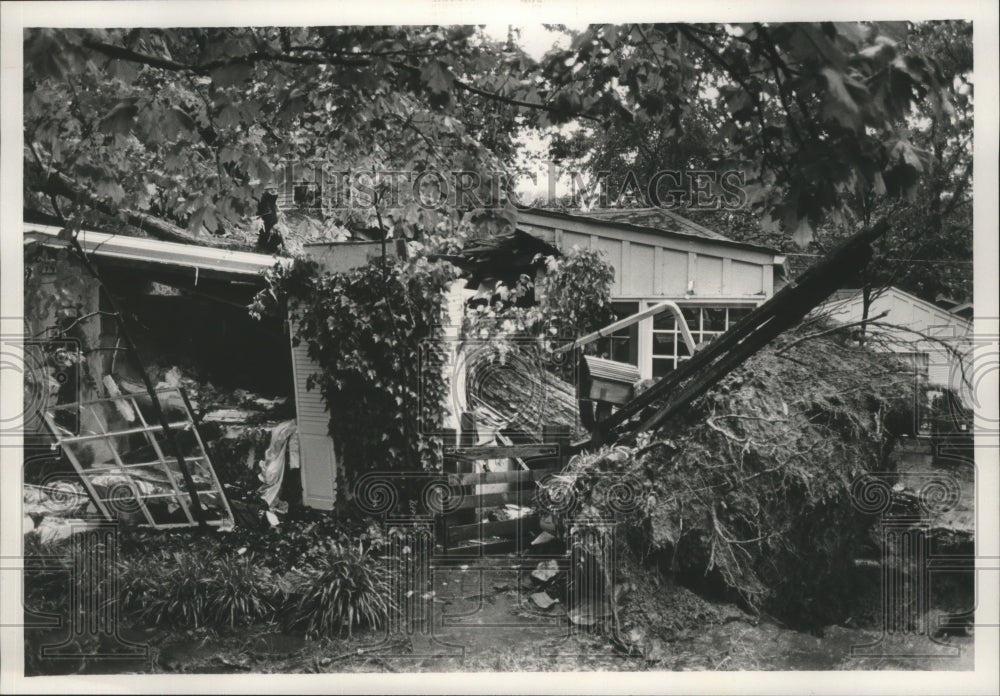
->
<box><xmin>118</xmin><ymin>550</ymin><xmax>278</xmax><ymax>629</ymax></box>
<box><xmin>287</xmin><ymin>547</ymin><xmax>393</xmax><ymax>638</ymax></box>
<box><xmin>22</xmin><ymin>532</ymin><xmax>74</xmax><ymax>616</ymax></box>
<box><xmin>253</xmin><ymin>254</ymin><xmax>457</xmax><ymax>483</ymax></box>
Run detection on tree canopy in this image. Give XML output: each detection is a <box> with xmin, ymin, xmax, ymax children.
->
<box><xmin>546</xmin><ymin>21</ymin><xmax>972</xmax><ymax>300</ymax></box>
<box><xmin>24</xmin><ymin>22</ymin><xmax>965</xmax><ymax>255</ymax></box>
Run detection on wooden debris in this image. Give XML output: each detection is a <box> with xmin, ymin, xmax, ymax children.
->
<box><xmin>469</xmin><ymin>366</ymin><xmax>579</xmax><ymax>439</ymax></box>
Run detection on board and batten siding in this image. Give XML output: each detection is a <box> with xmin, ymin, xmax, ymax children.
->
<box><xmin>518</xmin><ymin>215</ymin><xmax>776</xmax><ymax>301</ymax></box>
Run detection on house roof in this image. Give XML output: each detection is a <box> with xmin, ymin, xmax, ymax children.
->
<box><xmin>24</xmin><ymin>223</ymin><xmax>280</xmax><ymax>282</ymax></box>
<box><xmin>522</xmin><ymin>207</ymin><xmax>780</xmax><ymax>257</ymax></box>
<box><xmin>570</xmin><ymin>207</ymin><xmax>733</xmax><ymax>242</ymax></box>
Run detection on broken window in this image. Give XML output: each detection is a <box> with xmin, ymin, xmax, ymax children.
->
<box><xmin>42</xmin><ymin>387</ymin><xmax>234</xmax><ymax>529</ymax></box>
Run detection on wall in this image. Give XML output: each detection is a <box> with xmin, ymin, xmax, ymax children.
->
<box><xmin>518</xmin><ymin>212</ymin><xmax>776</xmax><ymax>301</ymax></box>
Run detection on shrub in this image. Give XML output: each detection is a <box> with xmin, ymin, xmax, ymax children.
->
<box><xmin>287</xmin><ymin>547</ymin><xmax>393</xmax><ymax>638</ymax></box>
<box><xmin>21</xmin><ymin>532</ymin><xmax>74</xmax><ymax>616</ymax></box>
<box><xmin>253</xmin><ymin>254</ymin><xmax>457</xmax><ymax>484</ymax></box>
<box><xmin>118</xmin><ymin>550</ymin><xmax>278</xmax><ymax>629</ymax></box>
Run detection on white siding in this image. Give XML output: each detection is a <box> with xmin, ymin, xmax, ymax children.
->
<box><xmin>519</xmin><ymin>214</ymin><xmax>776</xmax><ymax>302</ymax></box>
<box><xmin>818</xmin><ymin>287</ymin><xmax>973</xmax><ymax>397</ymax></box>
<box><xmin>289</xmin><ymin>241</ymin><xmax>400</xmax><ymax>510</ymax></box>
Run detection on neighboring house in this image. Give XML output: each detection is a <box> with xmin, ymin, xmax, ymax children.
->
<box><xmin>818</xmin><ymin>286</ymin><xmax>974</xmax><ymax>403</ymax></box>
<box><xmin>518</xmin><ymin>208</ymin><xmax>785</xmax><ymax>380</ymax></box>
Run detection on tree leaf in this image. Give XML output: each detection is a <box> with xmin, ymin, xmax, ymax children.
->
<box><xmin>821</xmin><ymin>68</ymin><xmax>858</xmax><ymax>113</ymax></box>
<box><xmin>420</xmin><ymin>60</ymin><xmax>454</xmax><ymax>95</ymax></box>
<box><xmin>98</xmin><ymin>100</ymin><xmax>139</xmax><ymax>135</ymax></box>
<box><xmin>210</xmin><ymin>62</ymin><xmax>253</xmax><ymax>87</ymax></box>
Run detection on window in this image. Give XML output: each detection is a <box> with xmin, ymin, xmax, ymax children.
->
<box><xmin>595</xmin><ymin>302</ymin><xmax>639</xmax><ymax>366</ymax></box>
<box><xmin>651</xmin><ymin>305</ymin><xmax>754</xmax><ymax>377</ymax></box>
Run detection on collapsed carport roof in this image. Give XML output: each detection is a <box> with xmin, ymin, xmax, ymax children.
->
<box><xmin>24</xmin><ymin>223</ymin><xmax>282</xmax><ymax>285</ymax></box>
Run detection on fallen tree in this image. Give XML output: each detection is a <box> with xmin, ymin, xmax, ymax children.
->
<box><xmin>466</xmin><ymin>358</ymin><xmax>580</xmax><ymax>439</ymax></box>
<box><xmin>541</xmin><ymin>320</ymin><xmax>921</xmax><ymax>627</ymax></box>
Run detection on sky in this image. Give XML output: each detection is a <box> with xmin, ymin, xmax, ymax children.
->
<box><xmin>481</xmin><ymin>24</ymin><xmax>585</xmax><ymax>61</ymax></box>
<box><xmin>478</xmin><ymin>25</ymin><xmax>594</xmax><ymax>204</ymax></box>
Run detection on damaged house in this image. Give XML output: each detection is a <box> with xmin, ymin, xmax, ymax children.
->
<box><xmin>23</xmin><ymin>205</ymin><xmax>784</xmax><ymax>524</ymax></box>
<box><xmin>23</xmin><ymin>223</ymin><xmax>287</xmax><ymax>530</ymax></box>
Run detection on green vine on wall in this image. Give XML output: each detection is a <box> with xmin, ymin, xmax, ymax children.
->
<box><xmin>251</xmin><ymin>254</ymin><xmax>459</xmax><ymax>488</ymax></box>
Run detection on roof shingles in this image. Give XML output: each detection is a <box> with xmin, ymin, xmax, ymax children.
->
<box><xmin>571</xmin><ymin>207</ymin><xmax>734</xmax><ymax>242</ymax></box>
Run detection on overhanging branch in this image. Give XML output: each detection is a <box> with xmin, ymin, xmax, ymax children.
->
<box><xmin>32</xmin><ymin>169</ymin><xmax>250</xmax><ymax>250</ymax></box>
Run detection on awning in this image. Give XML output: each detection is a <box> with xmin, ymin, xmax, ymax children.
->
<box><xmin>24</xmin><ymin>223</ymin><xmax>283</xmax><ymax>282</ymax></box>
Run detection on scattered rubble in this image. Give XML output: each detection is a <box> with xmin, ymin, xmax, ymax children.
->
<box><xmin>531</xmin><ymin>559</ymin><xmax>559</xmax><ymax>584</ymax></box>
<box><xmin>530</xmin><ymin>591</ymin><xmax>558</xmax><ymax>610</ymax></box>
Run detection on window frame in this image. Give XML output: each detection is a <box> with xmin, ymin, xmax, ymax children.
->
<box><xmin>637</xmin><ymin>299</ymin><xmax>761</xmax><ymax>379</ymax></box>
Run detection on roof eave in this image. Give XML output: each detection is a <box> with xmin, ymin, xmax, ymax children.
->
<box><xmin>520</xmin><ymin>208</ymin><xmax>781</xmax><ymax>257</ymax></box>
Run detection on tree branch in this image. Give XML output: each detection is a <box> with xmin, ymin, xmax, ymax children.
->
<box><xmin>32</xmin><ymin>168</ymin><xmax>250</xmax><ymax>250</ymax></box>
<box><xmin>80</xmin><ymin>36</ymin><xmax>606</xmax><ymax>125</ymax></box>
<box><xmin>776</xmin><ymin>310</ymin><xmax>889</xmax><ymax>355</ymax></box>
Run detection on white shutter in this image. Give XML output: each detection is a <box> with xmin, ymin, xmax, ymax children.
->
<box><xmin>287</xmin><ymin>241</ymin><xmax>401</xmax><ymax>510</ymax></box>
<box><xmin>289</xmin><ymin>326</ymin><xmax>337</xmax><ymax>510</ymax></box>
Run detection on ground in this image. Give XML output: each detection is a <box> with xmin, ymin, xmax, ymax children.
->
<box><xmin>24</xmin><ymin>438</ymin><xmax>975</xmax><ymax>675</ymax></box>
<box><xmin>27</xmin><ymin>556</ymin><xmax>973</xmax><ymax>675</ymax></box>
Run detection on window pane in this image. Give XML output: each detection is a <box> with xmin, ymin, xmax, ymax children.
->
<box><xmin>652</xmin><ymin>332</ymin><xmax>676</xmax><ymax>357</ymax></box>
<box><xmin>594</xmin><ymin>337</ymin><xmax>614</xmax><ymax>358</ymax></box>
<box><xmin>604</xmin><ymin>302</ymin><xmax>640</xmax><ymax>365</ymax></box>
<box><xmin>682</xmin><ymin>307</ymin><xmax>699</xmax><ymax>330</ymax></box>
<box><xmin>653</xmin><ymin>311</ymin><xmax>675</xmax><ymax>331</ymax></box>
<box><xmin>652</xmin><ymin>358</ymin><xmax>674</xmax><ymax>377</ymax></box>
<box><xmin>610</xmin><ymin>337</ymin><xmax>632</xmax><ymax>364</ymax></box>
<box><xmin>704</xmin><ymin>308</ymin><xmax>726</xmax><ymax>332</ymax></box>
<box><xmin>698</xmin><ymin>332</ymin><xmax>721</xmax><ymax>348</ymax></box>
<box><xmin>612</xmin><ymin>302</ymin><xmax>640</xmax><ymax>322</ymax></box>
<box><xmin>728</xmin><ymin>306</ymin><xmax>753</xmax><ymax>325</ymax></box>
